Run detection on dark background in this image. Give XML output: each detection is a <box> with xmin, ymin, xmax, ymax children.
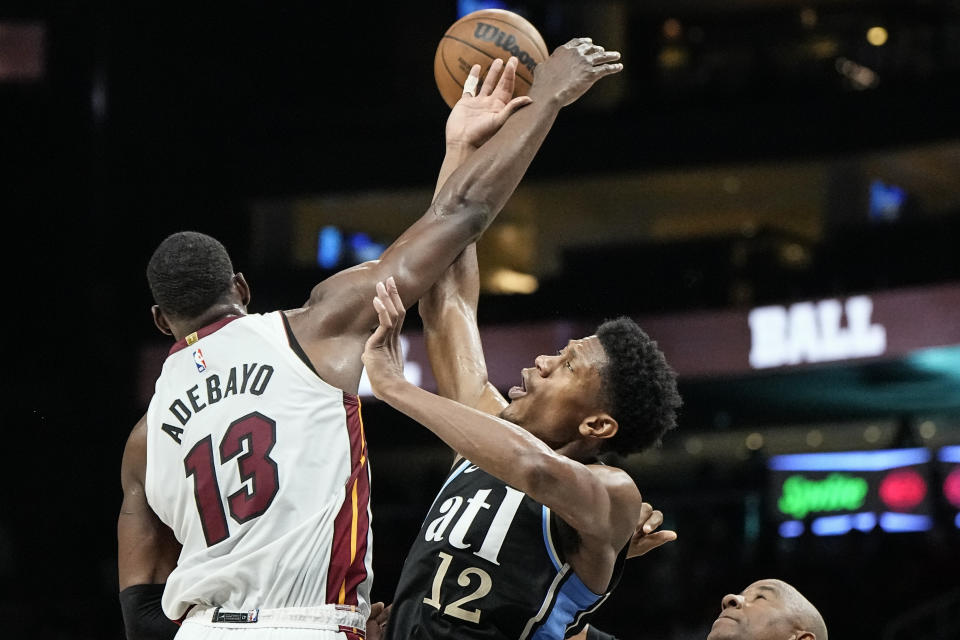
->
<box><xmin>4</xmin><ymin>1</ymin><xmax>960</xmax><ymax>638</ymax></box>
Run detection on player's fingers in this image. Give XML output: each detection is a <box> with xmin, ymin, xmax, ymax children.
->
<box><xmin>645</xmin><ymin>530</ymin><xmax>678</xmax><ymax>549</ymax></box>
<box><xmin>463</xmin><ymin>64</ymin><xmax>481</xmax><ymax>97</ymax></box>
<box><xmin>637</xmin><ymin>501</ymin><xmax>653</xmax><ymax>524</ymax></box>
<box><xmin>591</xmin><ymin>62</ymin><xmax>624</xmax><ymax>78</ymax></box>
<box><xmin>577</xmin><ymin>39</ymin><xmax>602</xmax><ymax>54</ymax></box>
<box><xmin>372</xmin><ymin>294</ymin><xmax>392</xmax><ymax>330</ymax></box>
<box><xmin>497</xmin><ymin>95</ymin><xmax>532</xmax><ymax>123</ymax></box>
<box><xmin>627</xmin><ymin>529</ymin><xmax>678</xmax><ymax>558</ymax></box>
<box><xmin>493</xmin><ymin>56</ymin><xmax>518</xmax><ymax>98</ymax></box>
<box><xmin>479</xmin><ymin>58</ymin><xmax>503</xmax><ymax>96</ymax></box>
<box><xmin>376</xmin><ymin>280</ymin><xmax>400</xmax><ymax>322</ymax></box>
<box><xmin>560</xmin><ymin>36</ymin><xmax>591</xmax><ymax>51</ymax></box>
<box><xmin>375</xmin><ymin>602</ymin><xmax>392</xmax><ymax>624</ymax></box>
<box><xmin>374</xmin><ymin>282</ymin><xmax>394</xmax><ymax>324</ymax></box>
<box><xmin>591</xmin><ymin>50</ymin><xmax>621</xmax><ymax>65</ymax></box>
<box><xmin>643</xmin><ymin>509</ymin><xmax>664</xmax><ymax>534</ymax></box>
<box><xmin>385</xmin><ymin>276</ymin><xmax>405</xmax><ymax>321</ymax></box>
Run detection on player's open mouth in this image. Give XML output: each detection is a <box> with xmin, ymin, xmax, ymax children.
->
<box><xmin>507</xmin><ymin>372</ymin><xmax>528</xmax><ymax>399</ymax></box>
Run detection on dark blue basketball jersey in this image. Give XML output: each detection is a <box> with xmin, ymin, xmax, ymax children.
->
<box><xmin>387</xmin><ymin>459</ymin><xmax>627</xmax><ymax>640</ymax></box>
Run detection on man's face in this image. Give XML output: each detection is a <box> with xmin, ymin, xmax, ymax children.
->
<box><xmin>499</xmin><ymin>336</ymin><xmax>608</xmax><ymax>448</ymax></box>
<box><xmin>706</xmin><ymin>580</ymin><xmax>801</xmax><ymax>640</ymax></box>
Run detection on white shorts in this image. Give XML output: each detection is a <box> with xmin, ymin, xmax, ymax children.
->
<box><xmin>175</xmin><ymin>604</ymin><xmax>367</xmax><ymax>640</ymax></box>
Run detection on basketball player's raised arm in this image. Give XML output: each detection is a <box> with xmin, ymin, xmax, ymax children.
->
<box><xmin>117</xmin><ymin>417</ymin><xmax>181</xmax><ymax>639</ymax></box>
<box><xmin>420</xmin><ymin>243</ymin><xmax>506</xmax><ymax>415</ymax></box>
<box><xmin>419</xmin><ymin>57</ymin><xmax>523</xmax><ymax>415</ymax></box>
<box><xmin>363</xmin><ymin>279</ymin><xmax>642</xmax><ymax>547</ymax></box>
<box><xmin>297</xmin><ymin>39</ymin><xmax>622</xmax><ymax>344</ymax></box>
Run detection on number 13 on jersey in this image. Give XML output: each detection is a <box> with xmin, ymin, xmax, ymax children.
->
<box><xmin>183</xmin><ymin>411</ymin><xmax>280</xmax><ymax>546</ymax></box>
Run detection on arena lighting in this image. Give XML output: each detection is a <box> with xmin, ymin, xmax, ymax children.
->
<box><xmin>769</xmin><ymin>448</ymin><xmax>930</xmax><ymax>472</ymax></box>
<box><xmin>810</xmin><ymin>511</ymin><xmax>878</xmax><ymax>536</ymax></box>
<box><xmin>316</xmin><ymin>226</ymin><xmax>387</xmax><ymax>270</ymax></box>
<box><xmin>782</xmin><ymin>512</ymin><xmax>884</xmax><ymax>538</ymax></box>
<box><xmin>918</xmin><ymin>421</ymin><xmax>937</xmax><ymax>440</ymax></box>
<box><xmin>317</xmin><ymin>226</ymin><xmax>342</xmax><ymax>269</ymax></box>
<box><xmin>866</xmin><ymin>26</ymin><xmax>888</xmax><ymax>46</ymax></box>
<box><xmin>488</xmin><ymin>268</ymin><xmax>538</xmax><ymax>294</ymax></box>
<box><xmin>942</xmin><ymin>468</ymin><xmax>960</xmax><ymax>507</ymax></box>
<box><xmin>939</xmin><ymin>446</ymin><xmax>960</xmax><ymax>464</ymax></box>
<box><xmin>799</xmin><ymin>7</ymin><xmax>817</xmax><ymax>29</ymax></box>
<box><xmin>907</xmin><ymin>347</ymin><xmax>960</xmax><ymax>378</ymax></box>
<box><xmin>457</xmin><ymin>0</ymin><xmax>508</xmax><ymax>18</ymax></box>
<box><xmin>939</xmin><ymin>447</ymin><xmax>960</xmax><ymax>529</ymax></box>
<box><xmin>811</xmin><ymin>514</ymin><xmax>853</xmax><ymax>536</ymax></box>
<box><xmin>878</xmin><ymin>469</ymin><xmax>927</xmax><ymax>510</ymax></box>
<box><xmin>748</xmin><ymin>295</ymin><xmax>886</xmax><ymax>369</ymax></box>
<box><xmin>350</xmin><ymin>232</ymin><xmax>384</xmax><ymax>262</ymax></box>
<box><xmin>778</xmin><ymin>473</ymin><xmax>868</xmax><ymax>519</ymax></box>
<box><xmin>868</xmin><ymin>179</ymin><xmax>906</xmax><ymax>222</ymax></box>
<box><xmin>879</xmin><ymin>512</ymin><xmax>932</xmax><ymax>532</ymax></box>
<box><xmin>769</xmin><ymin>448</ymin><xmax>934</xmax><ymax>537</ymax></box>
<box><xmin>852</xmin><ymin>511</ymin><xmax>877</xmax><ymax>531</ymax></box>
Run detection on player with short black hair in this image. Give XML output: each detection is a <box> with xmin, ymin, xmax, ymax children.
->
<box><xmin>595</xmin><ymin>317</ymin><xmax>681</xmax><ymax>456</ymax></box>
<box><xmin>146</xmin><ymin>231</ymin><xmax>235</xmax><ymax>319</ymax></box>
<box><xmin>356</xmin><ymin>61</ymin><xmax>679</xmax><ymax>636</ymax></box>
<box><xmin>362</xmin><ymin>274</ymin><xmax>680</xmax><ymax>639</ymax></box>
<box><xmin>118</xmin><ymin>42</ymin><xmax>624</xmax><ymax>640</ymax></box>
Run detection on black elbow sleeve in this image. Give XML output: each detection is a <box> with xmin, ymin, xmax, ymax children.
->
<box><xmin>119</xmin><ymin>584</ymin><xmax>179</xmax><ymax>640</ymax></box>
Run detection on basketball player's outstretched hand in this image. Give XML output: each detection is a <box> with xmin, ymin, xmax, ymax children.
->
<box><xmin>362</xmin><ymin>277</ymin><xmax>408</xmax><ymax>399</ymax></box>
<box><xmin>626</xmin><ymin>501</ymin><xmax>677</xmax><ymax>559</ymax></box>
<box><xmin>529</xmin><ymin>37</ymin><xmax>622</xmax><ymax>107</ymax></box>
<box><xmin>446</xmin><ymin>56</ymin><xmax>533</xmax><ymax>149</ymax></box>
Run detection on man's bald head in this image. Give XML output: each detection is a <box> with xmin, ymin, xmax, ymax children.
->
<box><xmin>768</xmin><ymin>579</ymin><xmax>827</xmax><ymax>640</ymax></box>
<box><xmin>706</xmin><ymin>578</ymin><xmax>827</xmax><ymax>640</ymax></box>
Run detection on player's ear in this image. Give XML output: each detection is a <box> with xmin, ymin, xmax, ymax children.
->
<box><xmin>579</xmin><ymin>413</ymin><xmax>618</xmax><ymax>440</ymax></box>
<box><xmin>234</xmin><ymin>272</ymin><xmax>251</xmax><ymax>307</ymax></box>
<box><xmin>152</xmin><ymin>305</ymin><xmax>174</xmax><ymax>336</ymax></box>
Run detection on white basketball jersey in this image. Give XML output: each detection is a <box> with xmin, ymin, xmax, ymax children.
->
<box><xmin>144</xmin><ymin>312</ymin><xmax>373</xmax><ymax>621</ymax></box>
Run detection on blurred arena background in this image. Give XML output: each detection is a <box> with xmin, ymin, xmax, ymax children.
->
<box><xmin>4</xmin><ymin>1</ymin><xmax>959</xmax><ymax>638</ymax></box>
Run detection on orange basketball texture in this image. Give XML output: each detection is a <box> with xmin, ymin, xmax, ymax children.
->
<box><xmin>434</xmin><ymin>9</ymin><xmax>549</xmax><ymax>108</ymax></box>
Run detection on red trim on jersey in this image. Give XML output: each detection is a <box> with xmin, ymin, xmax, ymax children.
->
<box><xmin>339</xmin><ymin>625</ymin><xmax>366</xmax><ymax>640</ymax></box>
<box><xmin>326</xmin><ymin>396</ymin><xmax>370</xmax><ymax>606</ymax></box>
<box><xmin>168</xmin><ymin>315</ymin><xmax>242</xmax><ymax>355</ymax></box>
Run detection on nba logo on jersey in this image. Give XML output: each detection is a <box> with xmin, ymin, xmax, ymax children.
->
<box><xmin>193</xmin><ymin>348</ymin><xmax>207</xmax><ymax>373</ymax></box>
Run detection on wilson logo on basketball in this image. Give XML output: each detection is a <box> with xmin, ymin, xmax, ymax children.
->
<box><xmin>473</xmin><ymin>23</ymin><xmax>538</xmax><ymax>72</ymax></box>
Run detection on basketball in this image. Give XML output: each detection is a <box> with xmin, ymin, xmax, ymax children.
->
<box><xmin>434</xmin><ymin>9</ymin><xmax>549</xmax><ymax>108</ymax></box>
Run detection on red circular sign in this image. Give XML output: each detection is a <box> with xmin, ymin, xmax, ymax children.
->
<box><xmin>879</xmin><ymin>469</ymin><xmax>927</xmax><ymax>510</ymax></box>
<box><xmin>944</xmin><ymin>468</ymin><xmax>960</xmax><ymax>508</ymax></box>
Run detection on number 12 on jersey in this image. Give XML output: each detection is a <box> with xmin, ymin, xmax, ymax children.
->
<box><xmin>183</xmin><ymin>411</ymin><xmax>280</xmax><ymax>546</ymax></box>
<box><xmin>423</xmin><ymin>552</ymin><xmax>493</xmax><ymax>624</ymax></box>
